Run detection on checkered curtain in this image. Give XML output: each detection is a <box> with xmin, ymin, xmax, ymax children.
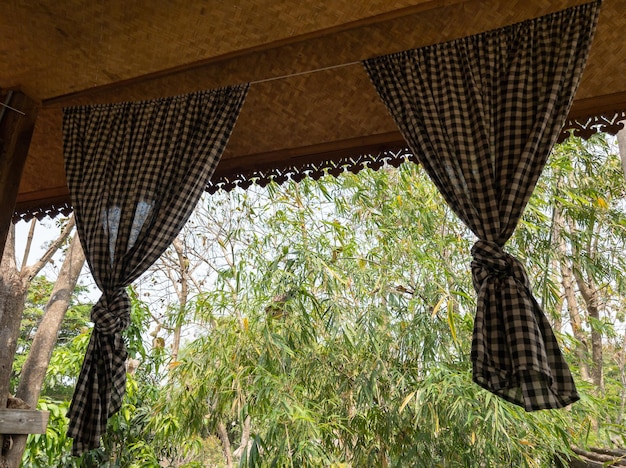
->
<box><xmin>363</xmin><ymin>1</ymin><xmax>601</xmax><ymax>410</ymax></box>
<box><xmin>63</xmin><ymin>85</ymin><xmax>248</xmax><ymax>453</ymax></box>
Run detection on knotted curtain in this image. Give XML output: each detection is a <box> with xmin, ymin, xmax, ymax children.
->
<box><xmin>363</xmin><ymin>1</ymin><xmax>601</xmax><ymax>410</ymax></box>
<box><xmin>63</xmin><ymin>85</ymin><xmax>249</xmax><ymax>453</ymax></box>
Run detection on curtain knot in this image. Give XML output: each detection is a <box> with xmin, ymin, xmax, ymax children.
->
<box><xmin>91</xmin><ymin>289</ymin><xmax>131</xmax><ymax>335</ymax></box>
<box><xmin>471</xmin><ymin>240</ymin><xmax>530</xmax><ymax>291</ymax></box>
<box><xmin>471</xmin><ymin>240</ymin><xmax>510</xmax><ymax>277</ymax></box>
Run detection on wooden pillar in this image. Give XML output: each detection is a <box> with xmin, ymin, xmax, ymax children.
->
<box><xmin>0</xmin><ymin>91</ymin><xmax>38</xmax><ymax>259</ymax></box>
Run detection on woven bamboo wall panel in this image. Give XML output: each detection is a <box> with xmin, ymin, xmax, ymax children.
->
<box><xmin>1</xmin><ymin>0</ymin><xmax>437</xmax><ymax>100</ymax></box>
<box><xmin>10</xmin><ymin>0</ymin><xmax>626</xmax><ymax>213</ymax></box>
<box><xmin>575</xmin><ymin>1</ymin><xmax>626</xmax><ymax>99</ymax></box>
<box><xmin>18</xmin><ymin>108</ymin><xmax>65</xmax><ymax>195</ymax></box>
<box><xmin>40</xmin><ymin>0</ymin><xmax>611</xmax><ymax>106</ymax></box>
<box><xmin>226</xmin><ymin>66</ymin><xmax>396</xmax><ymax>157</ymax></box>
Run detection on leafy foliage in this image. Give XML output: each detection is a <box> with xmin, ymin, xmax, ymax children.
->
<box><xmin>12</xmin><ymin>276</ymin><xmax>91</xmax><ymax>399</ymax></box>
<box><xmin>19</xmin><ymin>135</ymin><xmax>626</xmax><ymax>467</ymax></box>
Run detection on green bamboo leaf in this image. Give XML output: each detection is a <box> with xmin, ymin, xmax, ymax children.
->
<box><xmin>399</xmin><ymin>391</ymin><xmax>416</xmax><ymax>413</ymax></box>
<box><xmin>447</xmin><ymin>298</ymin><xmax>459</xmax><ymax>346</ymax></box>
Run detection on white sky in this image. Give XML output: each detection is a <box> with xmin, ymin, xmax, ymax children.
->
<box><xmin>13</xmin><ymin>217</ymin><xmax>98</xmax><ymax>300</ymax></box>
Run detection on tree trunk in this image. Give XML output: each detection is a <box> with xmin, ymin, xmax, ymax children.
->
<box><xmin>0</xmin><ymin>218</ymin><xmax>75</xmax><ymax>467</ymax></box>
<box><xmin>574</xmin><ymin>271</ymin><xmax>603</xmax><ymax>392</ymax></box>
<box><xmin>0</xmin><ymin>227</ymin><xmax>29</xmax><ymax>466</ymax></box>
<box><xmin>618</xmin><ymin>328</ymin><xmax>626</xmax><ymax>425</ymax></box>
<box><xmin>216</xmin><ymin>421</ymin><xmax>233</xmax><ymax>468</ymax></box>
<box><xmin>171</xmin><ymin>238</ymin><xmax>189</xmax><ymax>363</ymax></box>
<box><xmin>553</xmin><ymin>206</ymin><xmax>591</xmax><ymax>381</ymax></box>
<box><xmin>616</xmin><ymin>125</ymin><xmax>626</xmax><ymax>422</ymax></box>
<box><xmin>3</xmin><ymin>233</ymin><xmax>85</xmax><ymax>467</ymax></box>
<box><xmin>616</xmin><ymin>126</ymin><xmax>626</xmax><ymax>178</ymax></box>
<box><xmin>561</xmin><ymin>259</ymin><xmax>591</xmax><ymax>382</ymax></box>
<box><xmin>549</xmin><ymin>208</ymin><xmax>564</xmax><ymax>334</ymax></box>
<box><xmin>233</xmin><ymin>415</ymin><xmax>252</xmax><ymax>460</ymax></box>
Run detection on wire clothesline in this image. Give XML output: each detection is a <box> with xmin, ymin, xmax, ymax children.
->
<box><xmin>249</xmin><ymin>60</ymin><xmax>361</xmax><ymax>85</ymax></box>
<box><xmin>39</xmin><ymin>60</ymin><xmax>364</xmax><ymax>110</ymax></box>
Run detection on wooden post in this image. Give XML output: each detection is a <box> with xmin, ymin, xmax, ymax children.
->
<box><xmin>0</xmin><ymin>91</ymin><xmax>38</xmax><ymax>260</ymax></box>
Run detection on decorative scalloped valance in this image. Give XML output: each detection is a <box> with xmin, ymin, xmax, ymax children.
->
<box><xmin>13</xmin><ymin>110</ymin><xmax>624</xmax><ymax>224</ymax></box>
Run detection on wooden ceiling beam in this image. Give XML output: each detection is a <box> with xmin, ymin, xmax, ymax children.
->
<box><xmin>0</xmin><ymin>91</ymin><xmax>38</xmax><ymax>256</ymax></box>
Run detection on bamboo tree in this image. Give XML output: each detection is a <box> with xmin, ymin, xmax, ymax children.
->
<box><xmin>162</xmin><ymin>161</ymin><xmax>612</xmax><ymax>467</ymax></box>
<box><xmin>16</xmin><ymin>134</ymin><xmax>626</xmax><ymax>466</ymax></box>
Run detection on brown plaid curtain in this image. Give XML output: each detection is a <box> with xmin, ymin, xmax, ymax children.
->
<box><xmin>363</xmin><ymin>1</ymin><xmax>601</xmax><ymax>410</ymax></box>
<box><xmin>63</xmin><ymin>85</ymin><xmax>248</xmax><ymax>454</ymax></box>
